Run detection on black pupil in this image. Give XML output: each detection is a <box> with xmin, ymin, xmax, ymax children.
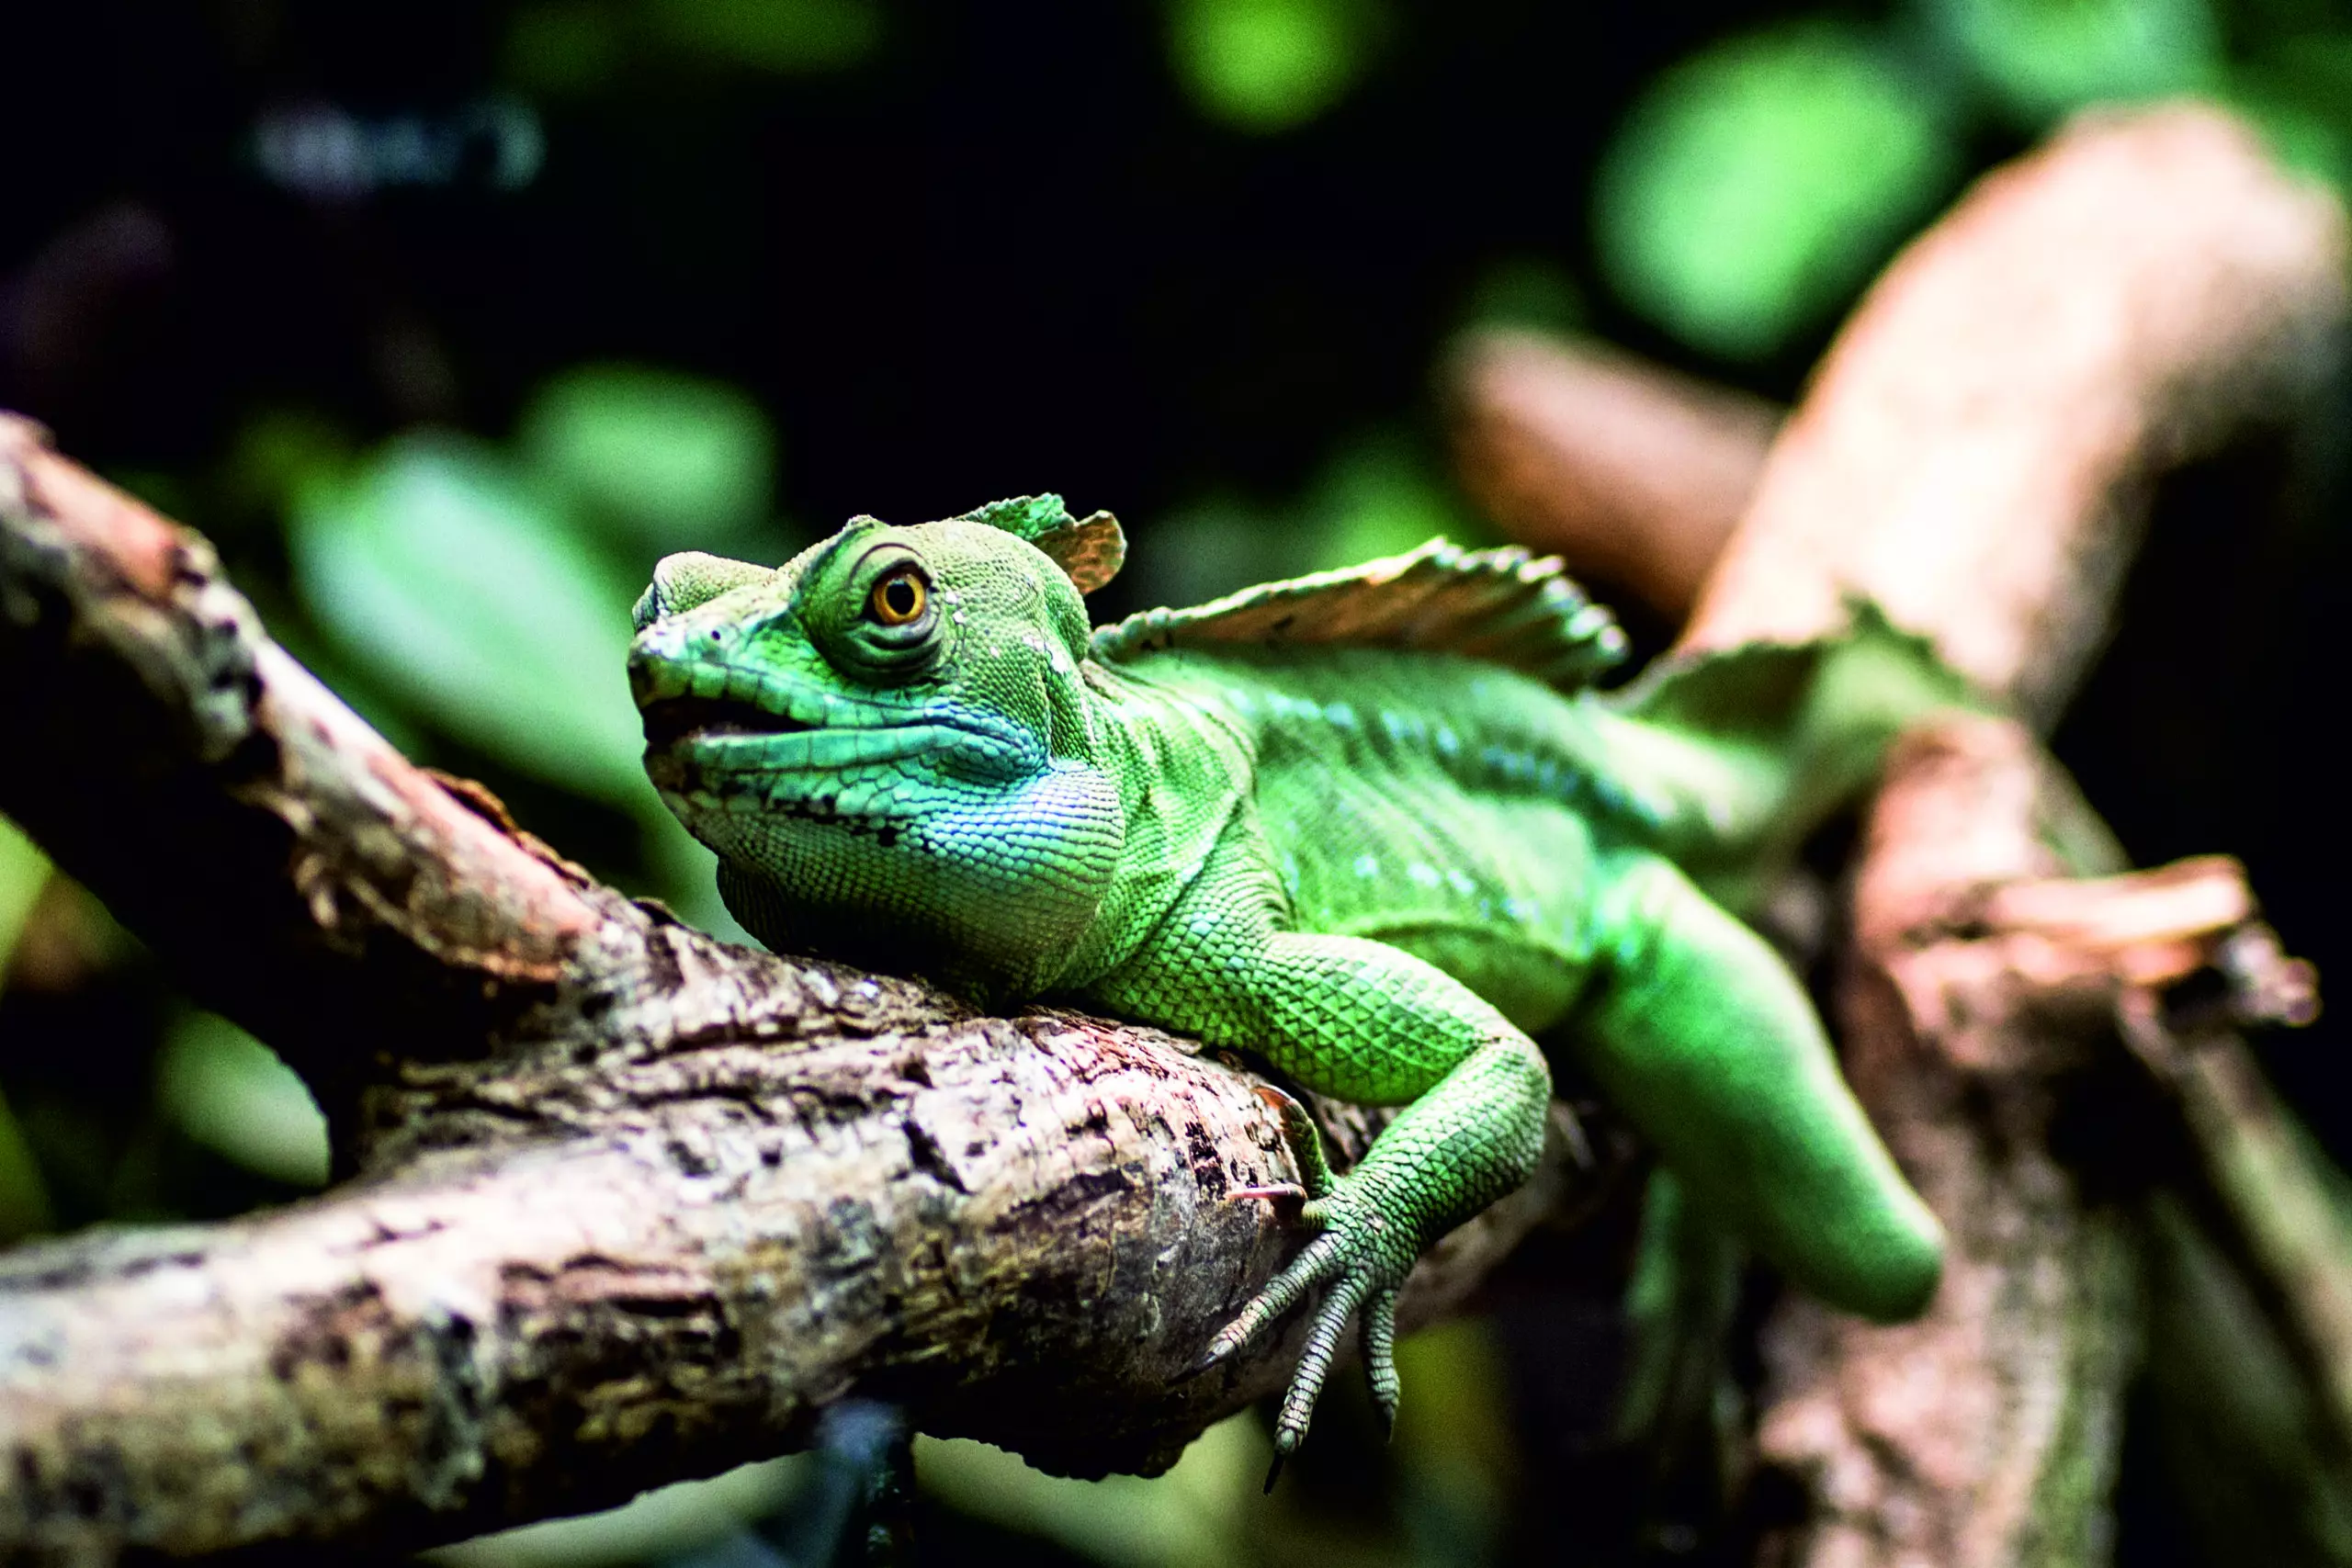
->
<box><xmin>881</xmin><ymin>577</ymin><xmax>919</xmax><ymax>618</ymax></box>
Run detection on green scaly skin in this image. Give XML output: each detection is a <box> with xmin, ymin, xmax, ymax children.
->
<box><xmin>627</xmin><ymin>498</ymin><xmax>1956</xmax><ymax>1477</ymax></box>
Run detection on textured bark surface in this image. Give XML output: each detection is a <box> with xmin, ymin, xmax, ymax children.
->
<box><xmin>1754</xmin><ymin>724</ymin><xmax>2323</xmax><ymax>1568</ymax></box>
<box><xmin>1679</xmin><ymin>104</ymin><xmax>2349</xmax><ymax>726</ymax></box>
<box><xmin>0</xmin><ymin>412</ymin><xmax>1600</xmax><ymax>1561</ymax></box>
<box><xmin>1707</xmin><ymin>105</ymin><xmax>2348</xmax><ymax>1568</ymax></box>
<box><xmin>1441</xmin><ymin>106</ymin><xmax>2346</xmax><ymax>1567</ymax></box>
<box><xmin>1756</xmin><ymin>720</ymin><xmax>2143</xmax><ymax>1568</ymax></box>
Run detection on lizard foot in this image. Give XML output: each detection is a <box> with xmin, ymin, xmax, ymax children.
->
<box><xmin>1197</xmin><ymin>1173</ymin><xmax>1416</xmax><ymax>1491</ymax></box>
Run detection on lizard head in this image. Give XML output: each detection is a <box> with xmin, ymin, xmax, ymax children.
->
<box><xmin>627</xmin><ymin>497</ymin><xmax>1126</xmax><ymax>998</ymax></box>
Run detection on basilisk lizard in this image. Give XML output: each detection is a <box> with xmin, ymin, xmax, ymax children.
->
<box><xmin>627</xmin><ymin>494</ymin><xmax>1957</xmax><ymax>1472</ymax></box>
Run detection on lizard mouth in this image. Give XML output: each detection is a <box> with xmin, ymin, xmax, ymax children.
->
<box><xmin>639</xmin><ymin>695</ymin><xmax>817</xmax><ymax>751</ymax></box>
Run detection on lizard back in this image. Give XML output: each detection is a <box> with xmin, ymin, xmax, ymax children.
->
<box><xmin>1103</xmin><ymin>643</ymin><xmax>1660</xmax><ymax>1032</ymax></box>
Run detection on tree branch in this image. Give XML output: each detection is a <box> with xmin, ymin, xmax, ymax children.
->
<box><xmin>1450</xmin><ymin>106</ymin><xmax>2346</xmax><ymax>1566</ymax></box>
<box><xmin>0</xmin><ymin>412</ymin><xmax>1601</xmax><ymax>1559</ymax></box>
<box><xmin>1443</xmin><ymin>330</ymin><xmax>1779</xmax><ymax>625</ymax></box>
<box><xmin>1714</xmin><ymin>107</ymin><xmax>2347</xmax><ymax>1566</ymax></box>
<box><xmin>1678</xmin><ymin>105</ymin><xmax>2347</xmax><ymax>727</ymax></box>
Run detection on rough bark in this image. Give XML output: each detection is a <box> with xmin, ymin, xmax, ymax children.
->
<box><xmin>1678</xmin><ymin>104</ymin><xmax>2349</xmax><ymax>727</ymax></box>
<box><xmin>1443</xmin><ymin>106</ymin><xmax>2348</xmax><ymax>1568</ymax></box>
<box><xmin>1718</xmin><ymin>106</ymin><xmax>2348</xmax><ymax>1568</ymax></box>
<box><xmin>1754</xmin><ymin>724</ymin><xmax>2324</xmax><ymax>1568</ymax></box>
<box><xmin>1756</xmin><ymin>722</ymin><xmax>2127</xmax><ymax>1566</ymax></box>
<box><xmin>0</xmin><ymin>413</ymin><xmax>1601</xmax><ymax>1561</ymax></box>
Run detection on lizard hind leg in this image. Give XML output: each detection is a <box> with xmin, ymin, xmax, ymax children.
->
<box><xmin>1576</xmin><ymin>851</ymin><xmax>1944</xmax><ymax>1320</ymax></box>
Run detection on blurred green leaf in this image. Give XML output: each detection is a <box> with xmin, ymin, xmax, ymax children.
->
<box><xmin>433</xmin><ymin>1456</ymin><xmax>806</xmax><ymax>1568</ymax></box>
<box><xmin>2144</xmin><ymin>1196</ymin><xmax>2352</xmax><ymax>1564</ymax></box>
<box><xmin>1595</xmin><ymin>25</ymin><xmax>1962</xmax><ymax>362</ymax></box>
<box><xmin>504</xmin><ymin>2</ymin><xmax>628</xmax><ymax>96</ymax></box>
<box><xmin>0</xmin><ymin>813</ymin><xmax>48</xmax><ymax>980</ymax></box>
<box><xmin>1167</xmin><ymin>0</ymin><xmax>1387</xmax><ymax>131</ymax></box>
<box><xmin>644</xmin><ymin>0</ymin><xmax>882</xmax><ymax>73</ymax></box>
<box><xmin>1307</xmin><ymin>433</ymin><xmax>1475</xmax><ymax>570</ymax></box>
<box><xmin>0</xmin><ymin>818</ymin><xmax>57</xmax><ymax>1241</ymax></box>
<box><xmin>2225</xmin><ymin>88</ymin><xmax>2352</xmax><ymax>192</ymax></box>
<box><xmin>917</xmin><ymin>1415</ymin><xmax>1264</xmax><ymax>1568</ymax></box>
<box><xmin>155</xmin><ymin>1012</ymin><xmax>330</xmax><ymax>1190</ymax></box>
<box><xmin>288</xmin><ymin>433</ymin><xmax>649</xmax><ymax>806</ymax></box>
<box><xmin>518</xmin><ymin>364</ymin><xmax>777</xmax><ymax>554</ymax></box>
<box><xmin>2228</xmin><ymin>34</ymin><xmax>2352</xmax><ymax>196</ymax></box>
<box><xmin>1459</xmin><ymin>254</ymin><xmax>1589</xmax><ymax>339</ymax></box>
<box><xmin>1932</xmin><ymin>0</ymin><xmax>2220</xmax><ymax>126</ymax></box>
<box><xmin>0</xmin><ymin>1085</ymin><xmax>51</xmax><ymax>1243</ymax></box>
<box><xmin>224</xmin><ymin>408</ymin><xmax>356</xmax><ymax>519</ymax></box>
<box><xmin>1135</xmin><ymin>433</ymin><xmax>1476</xmax><ymax>609</ymax></box>
<box><xmin>1391</xmin><ymin>1317</ymin><xmax>1515</xmax><ymax>1563</ymax></box>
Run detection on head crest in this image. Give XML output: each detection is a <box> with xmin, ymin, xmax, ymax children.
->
<box><xmin>955</xmin><ymin>493</ymin><xmax>1125</xmax><ymax>594</ymax></box>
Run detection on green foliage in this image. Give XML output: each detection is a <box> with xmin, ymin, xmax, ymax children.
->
<box><xmin>645</xmin><ymin>0</ymin><xmax>882</xmax><ymax>73</ymax></box>
<box><xmin>0</xmin><ymin>1087</ymin><xmax>49</xmax><ymax>1244</ymax></box>
<box><xmin>519</xmin><ymin>364</ymin><xmax>777</xmax><ymax>554</ymax></box>
<box><xmin>915</xmin><ymin>1328</ymin><xmax>1517</xmax><ymax>1568</ymax></box>
<box><xmin>0</xmin><ymin>819</ymin><xmax>54</xmax><ymax>1241</ymax></box>
<box><xmin>289</xmin><ymin>433</ymin><xmax>651</xmax><ymax>805</ymax></box>
<box><xmin>1136</xmin><ymin>433</ymin><xmax>1482</xmax><ymax>610</ymax></box>
<box><xmin>918</xmin><ymin>1419</ymin><xmax>1263</xmax><ymax>1568</ymax></box>
<box><xmin>154</xmin><ymin>1013</ymin><xmax>330</xmax><ymax>1190</ymax></box>
<box><xmin>1166</xmin><ymin>0</ymin><xmax>1388</xmax><ymax>131</ymax></box>
<box><xmin>430</xmin><ymin>1456</ymin><xmax>807</xmax><ymax>1568</ymax></box>
<box><xmin>503</xmin><ymin>3</ymin><xmax>629</xmax><ymax>96</ymax></box>
<box><xmin>0</xmin><ymin>815</ymin><xmax>47</xmax><ymax>982</ymax></box>
<box><xmin>1308</xmin><ymin>435</ymin><xmax>1476</xmax><ymax>570</ymax></box>
<box><xmin>1930</xmin><ymin>0</ymin><xmax>2221</xmax><ymax>127</ymax></box>
<box><xmin>1594</xmin><ymin>25</ymin><xmax>1962</xmax><ymax>362</ymax></box>
<box><xmin>1457</xmin><ymin>255</ymin><xmax>1589</xmax><ymax>340</ymax></box>
<box><xmin>503</xmin><ymin>0</ymin><xmax>880</xmax><ymax>93</ymax></box>
<box><xmin>2227</xmin><ymin>32</ymin><xmax>2352</xmax><ymax>195</ymax></box>
<box><xmin>266</xmin><ymin>366</ymin><xmax>778</xmax><ymax>941</ymax></box>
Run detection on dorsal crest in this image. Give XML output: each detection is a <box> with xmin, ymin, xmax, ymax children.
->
<box><xmin>955</xmin><ymin>494</ymin><xmax>1126</xmax><ymax>595</ymax></box>
<box><xmin>1091</xmin><ymin>538</ymin><xmax>1629</xmax><ymax>693</ymax></box>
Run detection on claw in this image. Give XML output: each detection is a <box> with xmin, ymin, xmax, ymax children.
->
<box><xmin>1185</xmin><ymin>1335</ymin><xmax>1241</xmax><ymax>1372</ymax></box>
<box><xmin>1359</xmin><ymin>1288</ymin><xmax>1400</xmax><ymax>1439</ymax></box>
<box><xmin>1559</xmin><ymin>1102</ymin><xmax>1595</xmax><ymax>1170</ymax></box>
<box><xmin>1261</xmin><ymin>1450</ymin><xmax>1287</xmax><ymax>1495</ymax></box>
<box><xmin>1250</xmin><ymin>1085</ymin><xmax>1337</xmax><ymax>1201</ymax></box>
<box><xmin>1271</xmin><ymin>1272</ymin><xmax>1372</xmax><ymax>1462</ymax></box>
<box><xmin>1229</xmin><ymin>1183</ymin><xmax>1307</xmax><ymax>1206</ymax></box>
<box><xmin>1204</xmin><ymin>1172</ymin><xmax>1418</xmax><ymax>1469</ymax></box>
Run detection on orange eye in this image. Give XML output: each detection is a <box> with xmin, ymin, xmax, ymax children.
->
<box><xmin>868</xmin><ymin>569</ymin><xmax>928</xmax><ymax>626</ymax></box>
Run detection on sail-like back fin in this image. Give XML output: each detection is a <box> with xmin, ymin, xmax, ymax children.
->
<box><xmin>1091</xmin><ymin>538</ymin><xmax>1629</xmax><ymax>693</ymax></box>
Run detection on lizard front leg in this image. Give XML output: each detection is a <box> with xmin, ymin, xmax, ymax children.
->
<box><xmin>1085</xmin><ymin>847</ymin><xmax>1552</xmax><ymax>1477</ymax></box>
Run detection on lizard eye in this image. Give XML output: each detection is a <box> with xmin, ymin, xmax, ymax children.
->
<box><xmin>867</xmin><ymin>569</ymin><xmax>928</xmax><ymax>626</ymax></box>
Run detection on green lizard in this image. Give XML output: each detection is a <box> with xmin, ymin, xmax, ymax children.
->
<box><xmin>627</xmin><ymin>494</ymin><xmax>1958</xmax><ymax>1472</ymax></box>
